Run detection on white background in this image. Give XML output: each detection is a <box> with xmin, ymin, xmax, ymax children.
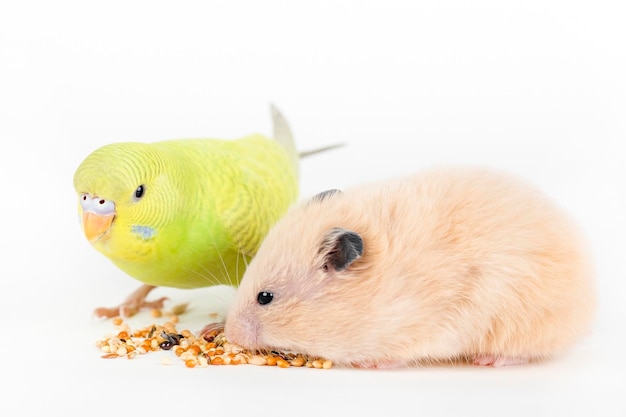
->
<box><xmin>1</xmin><ymin>1</ymin><xmax>624</xmax><ymax>416</ymax></box>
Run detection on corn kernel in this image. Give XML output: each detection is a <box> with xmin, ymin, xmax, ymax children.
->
<box><xmin>276</xmin><ymin>358</ymin><xmax>290</xmax><ymax>368</ymax></box>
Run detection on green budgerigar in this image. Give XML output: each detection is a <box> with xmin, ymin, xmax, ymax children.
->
<box><xmin>74</xmin><ymin>106</ymin><xmax>340</xmax><ymax>318</ymax></box>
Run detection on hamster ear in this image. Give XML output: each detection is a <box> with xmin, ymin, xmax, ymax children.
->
<box><xmin>309</xmin><ymin>189</ymin><xmax>342</xmax><ymax>204</ymax></box>
<box><xmin>320</xmin><ymin>227</ymin><xmax>364</xmax><ymax>272</ymax></box>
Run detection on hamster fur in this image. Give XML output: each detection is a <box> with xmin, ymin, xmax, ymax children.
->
<box><xmin>224</xmin><ymin>166</ymin><xmax>597</xmax><ymax>368</ymax></box>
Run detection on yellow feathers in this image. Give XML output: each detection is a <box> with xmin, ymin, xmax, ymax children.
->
<box><xmin>74</xmin><ymin>106</ymin><xmax>328</xmax><ymax>317</ymax></box>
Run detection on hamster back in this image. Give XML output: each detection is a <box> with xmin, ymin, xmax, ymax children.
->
<box><xmin>224</xmin><ymin>166</ymin><xmax>597</xmax><ymax>368</ymax></box>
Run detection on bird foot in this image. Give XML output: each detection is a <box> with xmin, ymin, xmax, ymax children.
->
<box><xmin>94</xmin><ymin>284</ymin><xmax>167</xmax><ymax>318</ymax></box>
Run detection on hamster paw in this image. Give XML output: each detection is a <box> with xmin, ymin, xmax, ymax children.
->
<box><xmin>351</xmin><ymin>360</ymin><xmax>407</xmax><ymax>369</ymax></box>
<box><xmin>473</xmin><ymin>355</ymin><xmax>529</xmax><ymax>367</ymax></box>
<box><xmin>198</xmin><ymin>321</ymin><xmax>225</xmax><ymax>342</ymax></box>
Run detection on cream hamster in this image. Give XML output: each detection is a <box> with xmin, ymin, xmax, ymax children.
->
<box><xmin>223</xmin><ymin>166</ymin><xmax>597</xmax><ymax>368</ymax></box>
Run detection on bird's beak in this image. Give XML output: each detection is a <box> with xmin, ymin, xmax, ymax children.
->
<box><xmin>82</xmin><ymin>211</ymin><xmax>115</xmax><ymax>243</ymax></box>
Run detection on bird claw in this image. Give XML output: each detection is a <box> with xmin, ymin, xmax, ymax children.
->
<box><xmin>94</xmin><ymin>284</ymin><xmax>168</xmax><ymax>318</ymax></box>
<box><xmin>139</xmin><ymin>296</ymin><xmax>169</xmax><ymax>310</ymax></box>
<box><xmin>94</xmin><ymin>306</ymin><xmax>127</xmax><ymax>319</ymax></box>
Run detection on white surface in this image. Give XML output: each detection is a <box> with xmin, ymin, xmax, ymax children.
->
<box><xmin>1</xmin><ymin>1</ymin><xmax>625</xmax><ymax>416</ymax></box>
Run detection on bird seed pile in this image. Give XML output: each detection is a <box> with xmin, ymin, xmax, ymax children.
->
<box><xmin>95</xmin><ymin>308</ymin><xmax>333</xmax><ymax>369</ymax></box>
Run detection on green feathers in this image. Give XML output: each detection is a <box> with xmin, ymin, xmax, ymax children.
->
<box><xmin>74</xmin><ymin>106</ymin><xmax>302</xmax><ymax>295</ymax></box>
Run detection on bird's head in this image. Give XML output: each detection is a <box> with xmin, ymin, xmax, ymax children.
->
<box><xmin>73</xmin><ymin>142</ymin><xmax>177</xmax><ymax>247</ymax></box>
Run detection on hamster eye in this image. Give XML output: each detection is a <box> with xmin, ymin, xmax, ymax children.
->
<box><xmin>134</xmin><ymin>185</ymin><xmax>145</xmax><ymax>200</ymax></box>
<box><xmin>257</xmin><ymin>291</ymin><xmax>274</xmax><ymax>305</ymax></box>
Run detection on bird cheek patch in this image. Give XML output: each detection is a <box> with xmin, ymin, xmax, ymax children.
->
<box><xmin>131</xmin><ymin>225</ymin><xmax>157</xmax><ymax>240</ymax></box>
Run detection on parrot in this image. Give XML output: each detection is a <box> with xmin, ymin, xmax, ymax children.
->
<box><xmin>73</xmin><ymin>105</ymin><xmax>341</xmax><ymax>318</ymax></box>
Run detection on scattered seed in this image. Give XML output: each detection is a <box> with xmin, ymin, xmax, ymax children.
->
<box><xmin>170</xmin><ymin>303</ymin><xmax>189</xmax><ymax>315</ymax></box>
<box><xmin>211</xmin><ymin>356</ymin><xmax>224</xmax><ymax>365</ymax></box>
<box><xmin>147</xmin><ymin>326</ymin><xmax>157</xmax><ymax>338</ymax></box>
<box><xmin>276</xmin><ymin>358</ymin><xmax>290</xmax><ymax>368</ymax></box>
<box><xmin>291</xmin><ymin>357</ymin><xmax>305</xmax><ymax>367</ymax></box>
<box><xmin>247</xmin><ymin>355</ymin><xmax>268</xmax><ymax>366</ymax></box>
<box><xmin>95</xmin><ymin>320</ymin><xmax>332</xmax><ymax>369</ymax></box>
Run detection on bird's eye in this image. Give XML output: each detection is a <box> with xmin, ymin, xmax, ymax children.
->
<box><xmin>134</xmin><ymin>185</ymin><xmax>145</xmax><ymax>199</ymax></box>
<box><xmin>257</xmin><ymin>291</ymin><xmax>274</xmax><ymax>305</ymax></box>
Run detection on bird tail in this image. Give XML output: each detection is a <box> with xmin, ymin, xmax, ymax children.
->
<box><xmin>298</xmin><ymin>143</ymin><xmax>345</xmax><ymax>158</ymax></box>
<box><xmin>270</xmin><ymin>104</ymin><xmax>345</xmax><ymax>177</ymax></box>
<box><xmin>271</xmin><ymin>104</ymin><xmax>300</xmax><ymax>177</ymax></box>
